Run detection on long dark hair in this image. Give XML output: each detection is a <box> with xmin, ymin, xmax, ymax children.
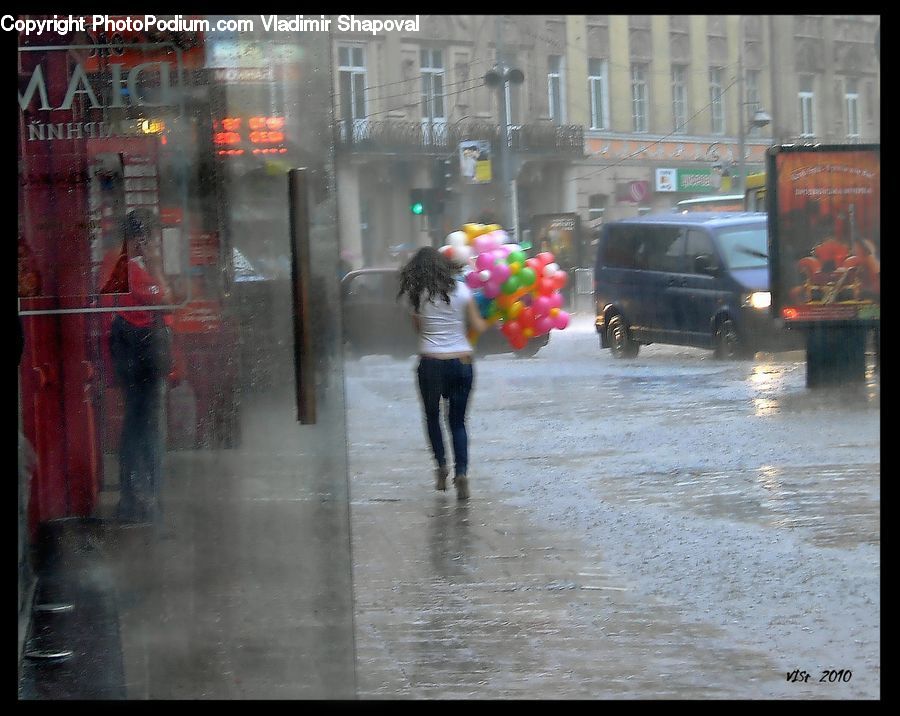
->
<box><xmin>397</xmin><ymin>246</ymin><xmax>463</xmax><ymax>312</ymax></box>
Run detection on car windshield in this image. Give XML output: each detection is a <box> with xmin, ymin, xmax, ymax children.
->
<box><xmin>715</xmin><ymin>227</ymin><xmax>769</xmax><ymax>270</ymax></box>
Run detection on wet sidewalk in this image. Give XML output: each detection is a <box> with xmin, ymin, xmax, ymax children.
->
<box><xmin>345</xmin><ymin>318</ymin><xmax>879</xmax><ymax>700</ymax></box>
<box><xmin>19</xmin><ymin>320</ymin><xmax>877</xmax><ymax>700</ymax></box>
<box><xmin>347</xmin><ymin>396</ymin><xmax>846</xmax><ymax>699</ymax></box>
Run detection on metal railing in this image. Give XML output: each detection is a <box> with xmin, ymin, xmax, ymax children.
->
<box><xmin>334</xmin><ymin>118</ymin><xmax>584</xmax><ymax>157</ymax></box>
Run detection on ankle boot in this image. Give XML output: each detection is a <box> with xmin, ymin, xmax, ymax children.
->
<box><xmin>453</xmin><ymin>474</ymin><xmax>469</xmax><ymax>500</ymax></box>
<box><xmin>435</xmin><ymin>465</ymin><xmax>449</xmax><ymax>491</ymax></box>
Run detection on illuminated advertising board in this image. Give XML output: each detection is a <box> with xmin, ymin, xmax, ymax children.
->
<box><xmin>768</xmin><ymin>144</ymin><xmax>880</xmax><ymax>325</ymax></box>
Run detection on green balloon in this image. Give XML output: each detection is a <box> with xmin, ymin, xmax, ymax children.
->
<box><xmin>501</xmin><ymin>275</ymin><xmax>520</xmax><ymax>294</ymax></box>
<box><xmin>507</xmin><ymin>250</ymin><xmax>526</xmax><ymax>265</ymax></box>
<box><xmin>518</xmin><ymin>267</ymin><xmax>536</xmax><ymax>286</ymax></box>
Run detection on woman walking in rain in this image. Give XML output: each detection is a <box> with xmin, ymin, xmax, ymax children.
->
<box><xmin>398</xmin><ymin>247</ymin><xmax>487</xmax><ymax>500</ymax></box>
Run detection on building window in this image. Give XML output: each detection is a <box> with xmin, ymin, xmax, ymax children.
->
<box><xmin>709</xmin><ymin>67</ymin><xmax>725</xmax><ymax>135</ymax></box>
<box><xmin>672</xmin><ymin>64</ymin><xmax>688</xmax><ymax>134</ymax></box>
<box><xmin>548</xmin><ymin>55</ymin><xmax>565</xmax><ymax>125</ymax></box>
<box><xmin>588</xmin><ymin>58</ymin><xmax>609</xmax><ymax>130</ymax></box>
<box><xmin>505</xmin><ymin>75</ymin><xmax>522</xmax><ymax>127</ymax></box>
<box><xmin>338</xmin><ymin>45</ymin><xmax>367</xmax><ymax>121</ymax></box>
<box><xmin>745</xmin><ymin>69</ymin><xmax>761</xmax><ymax>137</ymax></box>
<box><xmin>421</xmin><ymin>48</ymin><xmax>445</xmax><ymax>121</ymax></box>
<box><xmin>845</xmin><ymin>77</ymin><xmax>860</xmax><ymax>139</ymax></box>
<box><xmin>799</xmin><ymin>75</ymin><xmax>815</xmax><ymax>137</ymax></box>
<box><xmin>588</xmin><ymin>194</ymin><xmax>607</xmax><ymax>223</ymax></box>
<box><xmin>631</xmin><ymin>63</ymin><xmax>649</xmax><ymax>133</ymax></box>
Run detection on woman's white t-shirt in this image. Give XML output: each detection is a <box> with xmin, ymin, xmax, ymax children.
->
<box><xmin>410</xmin><ymin>280</ymin><xmax>474</xmax><ymax>354</ymax></box>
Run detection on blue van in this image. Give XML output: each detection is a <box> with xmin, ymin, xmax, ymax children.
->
<box><xmin>594</xmin><ymin>212</ymin><xmax>799</xmax><ymax>359</ymax></box>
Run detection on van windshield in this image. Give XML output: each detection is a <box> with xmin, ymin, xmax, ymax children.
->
<box><xmin>715</xmin><ymin>227</ymin><xmax>769</xmax><ymax>269</ymax></box>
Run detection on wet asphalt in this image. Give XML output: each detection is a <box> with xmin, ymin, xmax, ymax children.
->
<box><xmin>19</xmin><ymin>315</ymin><xmax>879</xmax><ymax>700</ymax></box>
<box><xmin>346</xmin><ymin>315</ymin><xmax>879</xmax><ymax>699</ymax></box>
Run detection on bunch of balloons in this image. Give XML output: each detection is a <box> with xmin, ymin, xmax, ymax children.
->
<box><xmin>439</xmin><ymin>223</ymin><xmax>569</xmax><ymax>351</ymax></box>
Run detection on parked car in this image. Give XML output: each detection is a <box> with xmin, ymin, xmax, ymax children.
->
<box><xmin>593</xmin><ymin>212</ymin><xmax>802</xmax><ymax>359</ymax></box>
<box><xmin>341</xmin><ymin>267</ymin><xmax>549</xmax><ymax>358</ymax></box>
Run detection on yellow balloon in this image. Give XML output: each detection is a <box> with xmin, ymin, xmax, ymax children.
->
<box><xmin>507</xmin><ymin>301</ymin><xmax>523</xmax><ymax>319</ymax></box>
<box><xmin>550</xmin><ymin>308</ymin><xmax>560</xmax><ymax>317</ymax></box>
<box><xmin>482</xmin><ymin>224</ymin><xmax>502</xmax><ymax>233</ymax></box>
<box><xmin>523</xmin><ymin>327</ymin><xmax>534</xmax><ymax>338</ymax></box>
<box><xmin>509</xmin><ymin>262</ymin><xmax>521</xmax><ymax>274</ymax></box>
<box><xmin>462</xmin><ymin>223</ymin><xmax>486</xmax><ymax>241</ymax></box>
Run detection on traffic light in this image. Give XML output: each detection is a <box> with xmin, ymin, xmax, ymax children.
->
<box><xmin>409</xmin><ymin>188</ymin><xmax>425</xmax><ymax>215</ymax></box>
<box><xmin>433</xmin><ymin>157</ymin><xmax>453</xmax><ymax>190</ymax></box>
<box><xmin>409</xmin><ymin>188</ymin><xmax>444</xmax><ymax>216</ymax></box>
<box><xmin>428</xmin><ymin>188</ymin><xmax>445</xmax><ymax>216</ymax></box>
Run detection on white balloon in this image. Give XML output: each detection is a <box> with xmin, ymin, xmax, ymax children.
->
<box><xmin>452</xmin><ymin>245</ymin><xmax>472</xmax><ymax>262</ymax></box>
<box><xmin>492</xmin><ymin>229</ymin><xmax>509</xmax><ymax>244</ymax></box>
<box><xmin>447</xmin><ymin>230</ymin><xmax>468</xmax><ymax>248</ymax></box>
<box><xmin>478</xmin><ymin>269</ymin><xmax>491</xmax><ymax>282</ymax></box>
<box><xmin>544</xmin><ymin>262</ymin><xmax>560</xmax><ymax>276</ymax></box>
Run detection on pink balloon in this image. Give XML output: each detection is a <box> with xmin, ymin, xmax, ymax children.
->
<box><xmin>533</xmin><ymin>295</ymin><xmax>552</xmax><ymax>316</ymax></box>
<box><xmin>482</xmin><ymin>281</ymin><xmax>501</xmax><ymax>299</ymax></box>
<box><xmin>475</xmin><ymin>252</ymin><xmax>496</xmax><ymax>271</ymax></box>
<box><xmin>535</xmin><ymin>316</ymin><xmax>554</xmax><ymax>335</ymax></box>
<box><xmin>491</xmin><ymin>263</ymin><xmax>511</xmax><ymax>282</ymax></box>
<box><xmin>548</xmin><ymin>292</ymin><xmax>564</xmax><ymax>310</ymax></box>
<box><xmin>553</xmin><ymin>311</ymin><xmax>570</xmax><ymax>330</ymax></box>
<box><xmin>536</xmin><ymin>251</ymin><xmax>555</xmax><ymax>266</ymax></box>
<box><xmin>465</xmin><ymin>271</ymin><xmax>483</xmax><ymax>289</ymax></box>
<box><xmin>474</xmin><ymin>234</ymin><xmax>499</xmax><ymax>254</ymax></box>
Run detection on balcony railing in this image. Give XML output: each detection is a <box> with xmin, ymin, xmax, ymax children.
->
<box><xmin>334</xmin><ymin>118</ymin><xmax>583</xmax><ymax>157</ymax></box>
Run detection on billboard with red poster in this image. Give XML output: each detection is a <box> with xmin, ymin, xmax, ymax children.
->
<box><xmin>767</xmin><ymin>144</ymin><xmax>880</xmax><ymax>325</ymax></box>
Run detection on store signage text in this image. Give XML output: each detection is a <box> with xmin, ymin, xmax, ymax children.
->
<box><xmin>18</xmin><ymin>61</ymin><xmax>176</xmax><ymax>112</ymax></box>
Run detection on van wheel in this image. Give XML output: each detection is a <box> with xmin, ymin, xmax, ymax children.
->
<box><xmin>514</xmin><ymin>342</ymin><xmax>542</xmax><ymax>358</ymax></box>
<box><xmin>713</xmin><ymin>317</ymin><xmax>744</xmax><ymax>360</ymax></box>
<box><xmin>608</xmin><ymin>315</ymin><xmax>639</xmax><ymax>359</ymax></box>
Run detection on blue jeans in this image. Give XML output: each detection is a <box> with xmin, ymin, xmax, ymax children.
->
<box><xmin>417</xmin><ymin>357</ymin><xmax>474</xmax><ymax>477</ymax></box>
<box><xmin>110</xmin><ymin>316</ymin><xmax>165</xmax><ymax>522</ymax></box>
<box><xmin>118</xmin><ymin>376</ymin><xmax>164</xmax><ymax>522</ymax></box>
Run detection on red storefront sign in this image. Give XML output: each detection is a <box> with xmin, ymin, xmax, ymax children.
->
<box><xmin>82</xmin><ymin>15</ymin><xmax>206</xmax><ymax>71</ymax></box>
<box><xmin>616</xmin><ymin>180</ymin><xmax>649</xmax><ymax>204</ymax></box>
<box><xmin>189</xmin><ymin>231</ymin><xmax>219</xmax><ymax>266</ymax></box>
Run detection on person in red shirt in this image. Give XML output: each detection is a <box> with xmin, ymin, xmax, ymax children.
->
<box><xmin>101</xmin><ymin>211</ymin><xmax>172</xmax><ymax>523</ymax></box>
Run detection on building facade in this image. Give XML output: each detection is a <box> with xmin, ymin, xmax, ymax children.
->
<box><xmin>332</xmin><ymin>15</ymin><xmax>880</xmax><ymax>269</ymax></box>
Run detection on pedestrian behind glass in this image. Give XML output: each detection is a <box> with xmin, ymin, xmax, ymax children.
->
<box><xmin>100</xmin><ymin>211</ymin><xmax>173</xmax><ymax>523</ymax></box>
<box><xmin>397</xmin><ymin>247</ymin><xmax>487</xmax><ymax>500</ymax></box>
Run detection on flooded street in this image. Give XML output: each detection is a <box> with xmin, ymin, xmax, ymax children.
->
<box><xmin>346</xmin><ymin>315</ymin><xmax>879</xmax><ymax>698</ymax></box>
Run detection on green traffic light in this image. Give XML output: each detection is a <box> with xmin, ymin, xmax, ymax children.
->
<box><xmin>410</xmin><ymin>202</ymin><xmax>424</xmax><ymax>215</ymax></box>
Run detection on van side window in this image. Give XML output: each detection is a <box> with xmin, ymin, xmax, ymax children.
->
<box><xmin>686</xmin><ymin>230</ymin><xmax>718</xmax><ymax>273</ymax></box>
<box><xmin>602</xmin><ymin>226</ymin><xmax>641</xmax><ymax>268</ymax></box>
<box><xmin>641</xmin><ymin>228</ymin><xmax>686</xmax><ymax>272</ymax></box>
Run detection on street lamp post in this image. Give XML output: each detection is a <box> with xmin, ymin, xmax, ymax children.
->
<box><xmin>736</xmin><ymin>21</ymin><xmax>771</xmax><ymax>196</ymax></box>
<box><xmin>485</xmin><ymin>64</ymin><xmax>523</xmax><ymax>236</ymax></box>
